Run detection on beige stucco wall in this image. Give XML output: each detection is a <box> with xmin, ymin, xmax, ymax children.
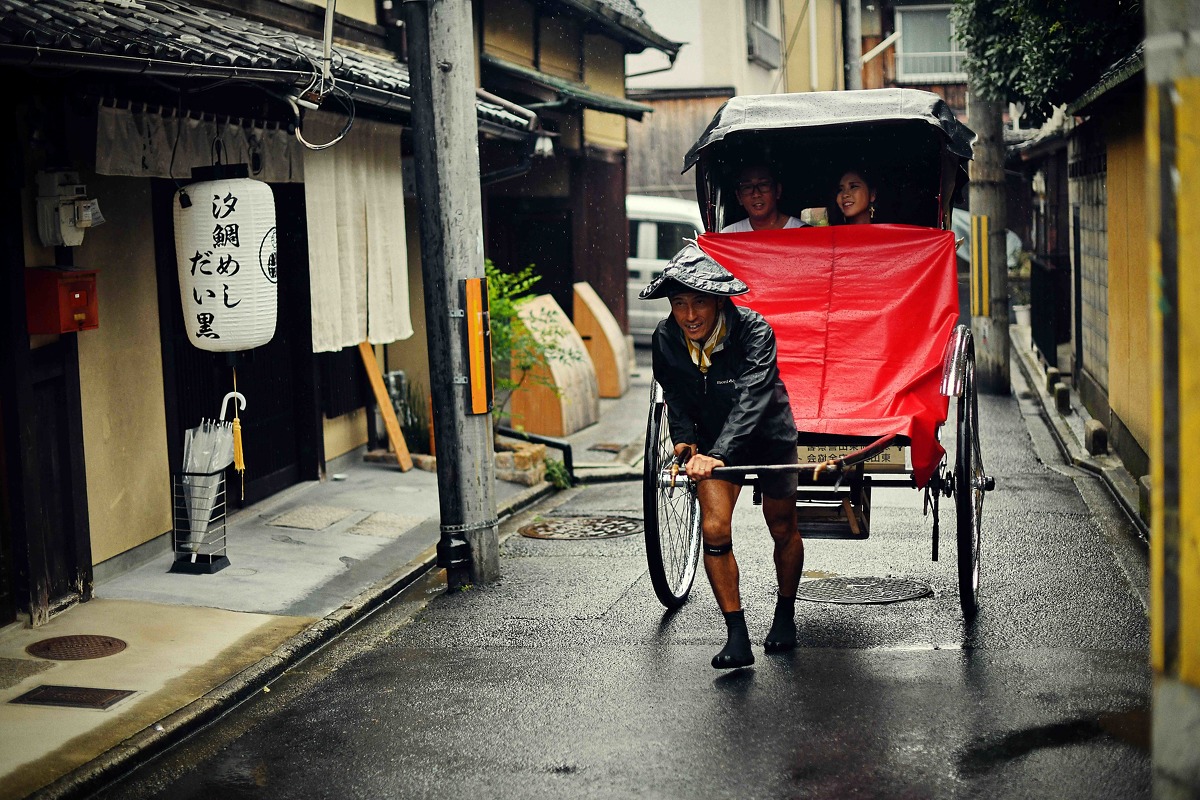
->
<box><xmin>1106</xmin><ymin>109</ymin><xmax>1151</xmax><ymax>455</ymax></box>
<box><xmin>583</xmin><ymin>35</ymin><xmax>628</xmax><ymax>150</ymax></box>
<box><xmin>781</xmin><ymin>0</ymin><xmax>842</xmax><ymax>92</ymax></box>
<box><xmin>309</xmin><ymin>0</ymin><xmax>376</xmax><ymax>25</ymax></box>
<box><xmin>540</xmin><ymin>17</ymin><xmax>581</xmax><ymax>81</ymax></box>
<box><xmin>323</xmin><ymin>408</ymin><xmax>369</xmax><ymax>460</ymax></box>
<box><xmin>626</xmin><ymin>0</ymin><xmax>782</xmax><ymax>96</ymax></box>
<box><xmin>73</xmin><ymin>175</ymin><xmax>173</xmax><ymax>564</ymax></box>
<box><xmin>483</xmin><ymin>0</ymin><xmax>536</xmax><ymax>66</ymax></box>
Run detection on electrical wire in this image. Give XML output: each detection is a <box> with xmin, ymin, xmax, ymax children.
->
<box><xmin>289</xmin><ymin>84</ymin><xmax>355</xmax><ymax>150</ymax></box>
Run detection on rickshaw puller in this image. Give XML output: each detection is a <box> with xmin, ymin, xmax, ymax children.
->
<box><xmin>641</xmin><ymin>245</ymin><xmax>804</xmax><ymax>669</ymax></box>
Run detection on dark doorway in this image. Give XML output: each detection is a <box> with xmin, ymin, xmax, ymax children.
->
<box><xmin>0</xmin><ymin>93</ymin><xmax>90</xmax><ymax>624</ymax></box>
<box><xmin>23</xmin><ymin>342</ymin><xmax>90</xmax><ymax>613</ymax></box>
<box><xmin>0</xmin><ymin>400</ymin><xmax>15</xmax><ymax>625</ymax></box>
<box><xmin>488</xmin><ymin>200</ymin><xmax>574</xmax><ymax>318</ymax></box>
<box><xmin>154</xmin><ymin>181</ymin><xmax>319</xmax><ymax>507</ymax></box>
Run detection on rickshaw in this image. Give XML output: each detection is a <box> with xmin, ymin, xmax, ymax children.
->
<box><xmin>642</xmin><ymin>89</ymin><xmax>994</xmax><ymax>619</ymax></box>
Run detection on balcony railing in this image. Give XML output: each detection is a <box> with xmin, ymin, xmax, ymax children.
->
<box><xmin>747</xmin><ymin>21</ymin><xmax>781</xmax><ymax>69</ymax></box>
<box><xmin>896</xmin><ymin>51</ymin><xmax>966</xmax><ymax>83</ymax></box>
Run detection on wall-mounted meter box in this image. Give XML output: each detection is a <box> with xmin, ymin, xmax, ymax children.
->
<box><xmin>35</xmin><ymin>170</ymin><xmax>104</xmax><ymax>248</ymax></box>
<box><xmin>26</xmin><ymin>267</ymin><xmax>99</xmax><ymax>334</ymax></box>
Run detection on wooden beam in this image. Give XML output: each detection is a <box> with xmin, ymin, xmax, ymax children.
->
<box><xmin>357</xmin><ymin>341</ymin><xmax>412</xmax><ymax>471</ymax></box>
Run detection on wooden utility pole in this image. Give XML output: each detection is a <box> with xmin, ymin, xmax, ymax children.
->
<box><xmin>1146</xmin><ymin>1</ymin><xmax>1200</xmax><ymax>795</ymax></box>
<box><xmin>966</xmin><ymin>89</ymin><xmax>1009</xmax><ymax>393</ymax></box>
<box><xmin>403</xmin><ymin>0</ymin><xmax>500</xmax><ymax>586</ymax></box>
<box><xmin>843</xmin><ymin>0</ymin><xmax>862</xmax><ymax>90</ymax></box>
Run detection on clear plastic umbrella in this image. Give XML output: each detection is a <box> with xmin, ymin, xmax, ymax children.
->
<box><xmin>180</xmin><ymin>393</ymin><xmax>244</xmax><ymax>550</ymax></box>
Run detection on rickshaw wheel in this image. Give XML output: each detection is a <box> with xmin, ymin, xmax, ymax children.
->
<box><xmin>643</xmin><ymin>391</ymin><xmax>702</xmax><ymax>609</ymax></box>
<box><xmin>954</xmin><ymin>350</ymin><xmax>984</xmax><ymax>620</ymax></box>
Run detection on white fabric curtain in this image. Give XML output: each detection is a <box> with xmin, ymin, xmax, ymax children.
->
<box><xmin>95</xmin><ymin>103</ymin><xmax>302</xmax><ymax>183</ymax></box>
<box><xmin>303</xmin><ymin>113</ymin><xmax>413</xmax><ymax>352</ymax></box>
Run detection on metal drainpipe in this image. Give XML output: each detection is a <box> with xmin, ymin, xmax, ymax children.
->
<box><xmin>476</xmin><ymin>88</ymin><xmax>541</xmax><ymax>186</ymax></box>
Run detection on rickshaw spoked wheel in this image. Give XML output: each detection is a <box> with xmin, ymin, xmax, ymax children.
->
<box><xmin>954</xmin><ymin>348</ymin><xmax>985</xmax><ymax>620</ymax></box>
<box><xmin>643</xmin><ymin>388</ymin><xmax>703</xmax><ymax>609</ymax></box>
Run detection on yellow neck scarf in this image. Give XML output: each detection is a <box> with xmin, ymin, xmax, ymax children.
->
<box><xmin>685</xmin><ymin>316</ymin><xmax>727</xmax><ymax>373</ymax></box>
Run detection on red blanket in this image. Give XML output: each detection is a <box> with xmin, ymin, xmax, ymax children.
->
<box><xmin>698</xmin><ymin>225</ymin><xmax>959</xmax><ymax>488</ymax></box>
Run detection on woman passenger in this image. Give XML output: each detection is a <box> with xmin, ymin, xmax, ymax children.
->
<box><xmin>833</xmin><ymin>168</ymin><xmax>877</xmax><ymax>225</ymax></box>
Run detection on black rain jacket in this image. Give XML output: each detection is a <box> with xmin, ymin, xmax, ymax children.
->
<box><xmin>651</xmin><ymin>305</ymin><xmax>796</xmax><ymax>464</ymax></box>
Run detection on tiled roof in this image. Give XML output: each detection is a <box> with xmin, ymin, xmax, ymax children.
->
<box><xmin>1067</xmin><ymin>44</ymin><xmax>1144</xmax><ymax>116</ymax></box>
<box><xmin>0</xmin><ymin>0</ymin><xmax>532</xmax><ymax>134</ymax></box>
<box><xmin>481</xmin><ymin>53</ymin><xmax>652</xmax><ymax>120</ymax></box>
<box><xmin>554</xmin><ymin>0</ymin><xmax>680</xmax><ymax>56</ymax></box>
<box><xmin>594</xmin><ymin>0</ymin><xmax>647</xmax><ymax>21</ymax></box>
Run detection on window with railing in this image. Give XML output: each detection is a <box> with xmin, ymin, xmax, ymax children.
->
<box><xmin>895</xmin><ymin>5</ymin><xmax>966</xmax><ymax>83</ymax></box>
<box><xmin>745</xmin><ymin>0</ymin><xmax>781</xmax><ymax>69</ymax></box>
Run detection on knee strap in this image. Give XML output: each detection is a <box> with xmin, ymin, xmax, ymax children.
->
<box><xmin>704</xmin><ymin>542</ymin><xmax>733</xmax><ymax>557</ymax></box>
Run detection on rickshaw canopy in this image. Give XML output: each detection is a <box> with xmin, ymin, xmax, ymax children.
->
<box><xmin>685</xmin><ymin>89</ymin><xmax>976</xmax><ymax>232</ymax></box>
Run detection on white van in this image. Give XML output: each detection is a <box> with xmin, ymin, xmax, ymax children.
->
<box><xmin>627</xmin><ymin>194</ymin><xmax>705</xmax><ymax>344</ymax></box>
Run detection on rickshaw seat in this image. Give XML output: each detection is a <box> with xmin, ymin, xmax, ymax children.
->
<box><xmin>698</xmin><ymin>224</ymin><xmax>959</xmax><ymax>488</ymax></box>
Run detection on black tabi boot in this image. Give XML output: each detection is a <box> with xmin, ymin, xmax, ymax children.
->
<box><xmin>712</xmin><ymin>609</ymin><xmax>755</xmax><ymax>669</ymax></box>
<box><xmin>763</xmin><ymin>595</ymin><xmax>797</xmax><ymax>653</ymax></box>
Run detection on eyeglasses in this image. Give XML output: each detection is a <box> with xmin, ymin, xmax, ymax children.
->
<box><xmin>736</xmin><ymin>181</ymin><xmax>774</xmax><ymax>196</ymax></box>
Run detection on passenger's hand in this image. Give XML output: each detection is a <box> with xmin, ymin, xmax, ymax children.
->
<box><xmin>685</xmin><ymin>453</ymin><xmax>725</xmax><ymax>481</ymax></box>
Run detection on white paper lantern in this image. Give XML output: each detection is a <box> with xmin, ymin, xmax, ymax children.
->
<box><xmin>174</xmin><ymin>178</ymin><xmax>277</xmax><ymax>352</ymax></box>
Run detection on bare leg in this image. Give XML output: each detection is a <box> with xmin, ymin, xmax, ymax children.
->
<box><xmin>699</xmin><ymin>479</ymin><xmax>742</xmax><ymax>612</ymax></box>
<box><xmin>763</xmin><ymin>492</ymin><xmax>802</xmax><ymax>652</ymax></box>
<box><xmin>699</xmin><ymin>479</ymin><xmax>753</xmax><ymax>668</ymax></box>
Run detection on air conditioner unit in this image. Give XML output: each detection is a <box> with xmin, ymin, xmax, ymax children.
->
<box><xmin>746</xmin><ymin>21</ymin><xmax>782</xmax><ymax>69</ymax></box>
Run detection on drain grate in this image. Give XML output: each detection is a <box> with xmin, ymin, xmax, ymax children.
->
<box><xmin>519</xmin><ymin>516</ymin><xmax>642</xmax><ymax>540</ymax></box>
<box><xmin>26</xmin><ymin>635</ymin><xmax>128</xmax><ymax>661</ymax></box>
<box><xmin>796</xmin><ymin>576</ymin><xmax>932</xmax><ymax>605</ymax></box>
<box><xmin>11</xmin><ymin>685</ymin><xmax>135</xmax><ymax>710</ymax></box>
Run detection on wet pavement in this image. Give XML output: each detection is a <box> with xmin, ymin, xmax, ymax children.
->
<box><xmin>92</xmin><ymin>354</ymin><xmax>1151</xmax><ymax>800</ymax></box>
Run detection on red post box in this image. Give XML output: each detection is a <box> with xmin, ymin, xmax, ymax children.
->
<box><xmin>25</xmin><ymin>268</ymin><xmax>99</xmax><ymax>334</ymax></box>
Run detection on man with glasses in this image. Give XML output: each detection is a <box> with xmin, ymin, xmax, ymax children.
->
<box><xmin>721</xmin><ymin>163</ymin><xmax>807</xmax><ymax>233</ymax></box>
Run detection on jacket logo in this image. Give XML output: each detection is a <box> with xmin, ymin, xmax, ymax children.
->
<box><xmin>715</xmin><ymin>379</ymin><xmax>734</xmax><ymax>385</ymax></box>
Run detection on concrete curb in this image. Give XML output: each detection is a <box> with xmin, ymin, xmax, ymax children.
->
<box><xmin>574</xmin><ymin>465</ymin><xmax>643</xmax><ymax>484</ymax></box>
<box><xmin>1008</xmin><ymin>325</ymin><xmax>1148</xmax><ymax>541</ymax></box>
<box><xmin>568</xmin><ymin>430</ymin><xmax>644</xmax><ymax>485</ymax></box>
<box><xmin>32</xmin><ymin>480</ymin><xmax>558</xmax><ymax>800</ymax></box>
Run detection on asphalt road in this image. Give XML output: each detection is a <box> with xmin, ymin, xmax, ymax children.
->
<box><xmin>94</xmin><ymin>367</ymin><xmax>1151</xmax><ymax>800</ymax></box>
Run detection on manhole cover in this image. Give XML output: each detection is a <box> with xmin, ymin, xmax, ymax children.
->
<box><xmin>796</xmin><ymin>576</ymin><xmax>931</xmax><ymax>605</ymax></box>
<box><xmin>26</xmin><ymin>635</ymin><xmax>128</xmax><ymax>661</ymax></box>
<box><xmin>519</xmin><ymin>516</ymin><xmax>642</xmax><ymax>540</ymax></box>
<box><xmin>10</xmin><ymin>685</ymin><xmax>135</xmax><ymax>710</ymax></box>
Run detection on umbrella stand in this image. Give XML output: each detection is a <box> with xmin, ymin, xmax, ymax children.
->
<box><xmin>170</xmin><ymin>468</ymin><xmax>230</xmax><ymax>574</ymax></box>
<box><xmin>171</xmin><ymin>394</ymin><xmax>244</xmax><ymax>575</ymax></box>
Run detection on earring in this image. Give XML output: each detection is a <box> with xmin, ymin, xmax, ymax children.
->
<box><xmin>869</xmin><ymin>204</ymin><xmax>875</xmax><ymax>220</ymax></box>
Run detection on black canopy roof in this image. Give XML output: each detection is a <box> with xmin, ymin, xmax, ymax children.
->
<box><xmin>683</xmin><ymin>88</ymin><xmax>975</xmax><ymax>173</ymax></box>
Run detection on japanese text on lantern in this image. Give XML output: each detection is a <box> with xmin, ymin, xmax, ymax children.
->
<box><xmin>187</xmin><ymin>190</ymin><xmax>244</xmax><ymax>339</ymax></box>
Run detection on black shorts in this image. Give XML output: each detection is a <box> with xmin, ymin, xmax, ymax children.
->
<box><xmin>723</xmin><ymin>442</ymin><xmax>798</xmax><ymax>499</ymax></box>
